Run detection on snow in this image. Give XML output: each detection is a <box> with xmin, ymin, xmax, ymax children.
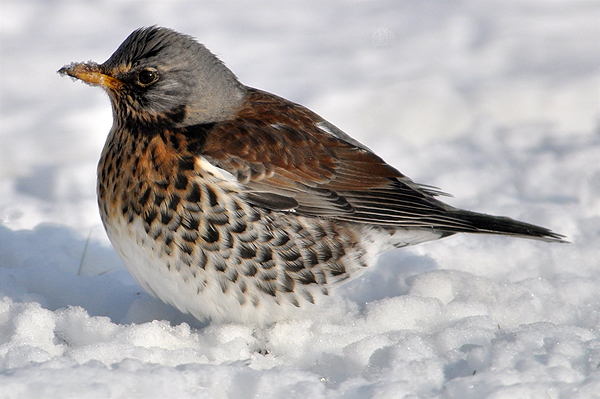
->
<box><xmin>1</xmin><ymin>0</ymin><xmax>599</xmax><ymax>397</ymax></box>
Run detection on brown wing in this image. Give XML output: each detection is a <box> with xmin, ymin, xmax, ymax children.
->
<box><xmin>200</xmin><ymin>88</ymin><xmax>475</xmax><ymax>231</ymax></box>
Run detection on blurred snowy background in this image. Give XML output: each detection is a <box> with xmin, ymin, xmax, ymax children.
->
<box><xmin>1</xmin><ymin>1</ymin><xmax>599</xmax><ymax>398</ymax></box>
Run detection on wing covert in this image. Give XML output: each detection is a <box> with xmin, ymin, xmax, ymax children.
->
<box><xmin>198</xmin><ymin>88</ymin><xmax>475</xmax><ymax>232</ymax></box>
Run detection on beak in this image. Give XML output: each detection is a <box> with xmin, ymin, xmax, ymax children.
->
<box><xmin>58</xmin><ymin>62</ymin><xmax>122</xmax><ymax>90</ymax></box>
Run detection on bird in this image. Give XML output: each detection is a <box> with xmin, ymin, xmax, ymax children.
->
<box><xmin>59</xmin><ymin>26</ymin><xmax>564</xmax><ymax>325</ymax></box>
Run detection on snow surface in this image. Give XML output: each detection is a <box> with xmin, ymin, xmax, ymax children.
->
<box><xmin>1</xmin><ymin>1</ymin><xmax>599</xmax><ymax>398</ymax></box>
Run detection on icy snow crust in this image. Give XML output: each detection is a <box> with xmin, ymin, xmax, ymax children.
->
<box><xmin>1</xmin><ymin>1</ymin><xmax>599</xmax><ymax>398</ymax></box>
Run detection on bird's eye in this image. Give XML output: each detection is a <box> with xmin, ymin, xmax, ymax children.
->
<box><xmin>137</xmin><ymin>68</ymin><xmax>159</xmax><ymax>86</ymax></box>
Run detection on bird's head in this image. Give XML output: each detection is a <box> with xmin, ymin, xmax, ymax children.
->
<box><xmin>59</xmin><ymin>26</ymin><xmax>246</xmax><ymax>128</ymax></box>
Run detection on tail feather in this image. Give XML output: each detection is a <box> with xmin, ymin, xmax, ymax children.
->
<box><xmin>450</xmin><ymin>209</ymin><xmax>567</xmax><ymax>242</ymax></box>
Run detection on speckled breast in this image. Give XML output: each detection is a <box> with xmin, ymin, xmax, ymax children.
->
<box><xmin>96</xmin><ymin>124</ymin><xmax>371</xmax><ymax>324</ymax></box>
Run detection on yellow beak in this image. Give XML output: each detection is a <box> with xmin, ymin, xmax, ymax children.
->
<box><xmin>58</xmin><ymin>62</ymin><xmax>123</xmax><ymax>90</ymax></box>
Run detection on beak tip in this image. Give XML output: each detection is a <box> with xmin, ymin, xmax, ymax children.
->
<box><xmin>58</xmin><ymin>62</ymin><xmax>82</xmax><ymax>78</ymax></box>
<box><xmin>57</xmin><ymin>66</ymin><xmax>69</xmax><ymax>76</ymax></box>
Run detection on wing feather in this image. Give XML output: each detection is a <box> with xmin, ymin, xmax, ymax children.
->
<box><xmin>199</xmin><ymin>88</ymin><xmax>475</xmax><ymax>232</ymax></box>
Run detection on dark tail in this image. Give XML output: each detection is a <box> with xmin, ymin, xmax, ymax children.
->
<box><xmin>450</xmin><ymin>209</ymin><xmax>567</xmax><ymax>242</ymax></box>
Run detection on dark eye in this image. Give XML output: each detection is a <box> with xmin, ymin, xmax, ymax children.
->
<box><xmin>137</xmin><ymin>68</ymin><xmax>159</xmax><ymax>86</ymax></box>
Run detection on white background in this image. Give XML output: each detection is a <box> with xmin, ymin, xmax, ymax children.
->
<box><xmin>1</xmin><ymin>1</ymin><xmax>599</xmax><ymax>398</ymax></box>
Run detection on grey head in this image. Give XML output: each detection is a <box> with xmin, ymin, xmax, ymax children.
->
<box><xmin>60</xmin><ymin>26</ymin><xmax>246</xmax><ymax>126</ymax></box>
